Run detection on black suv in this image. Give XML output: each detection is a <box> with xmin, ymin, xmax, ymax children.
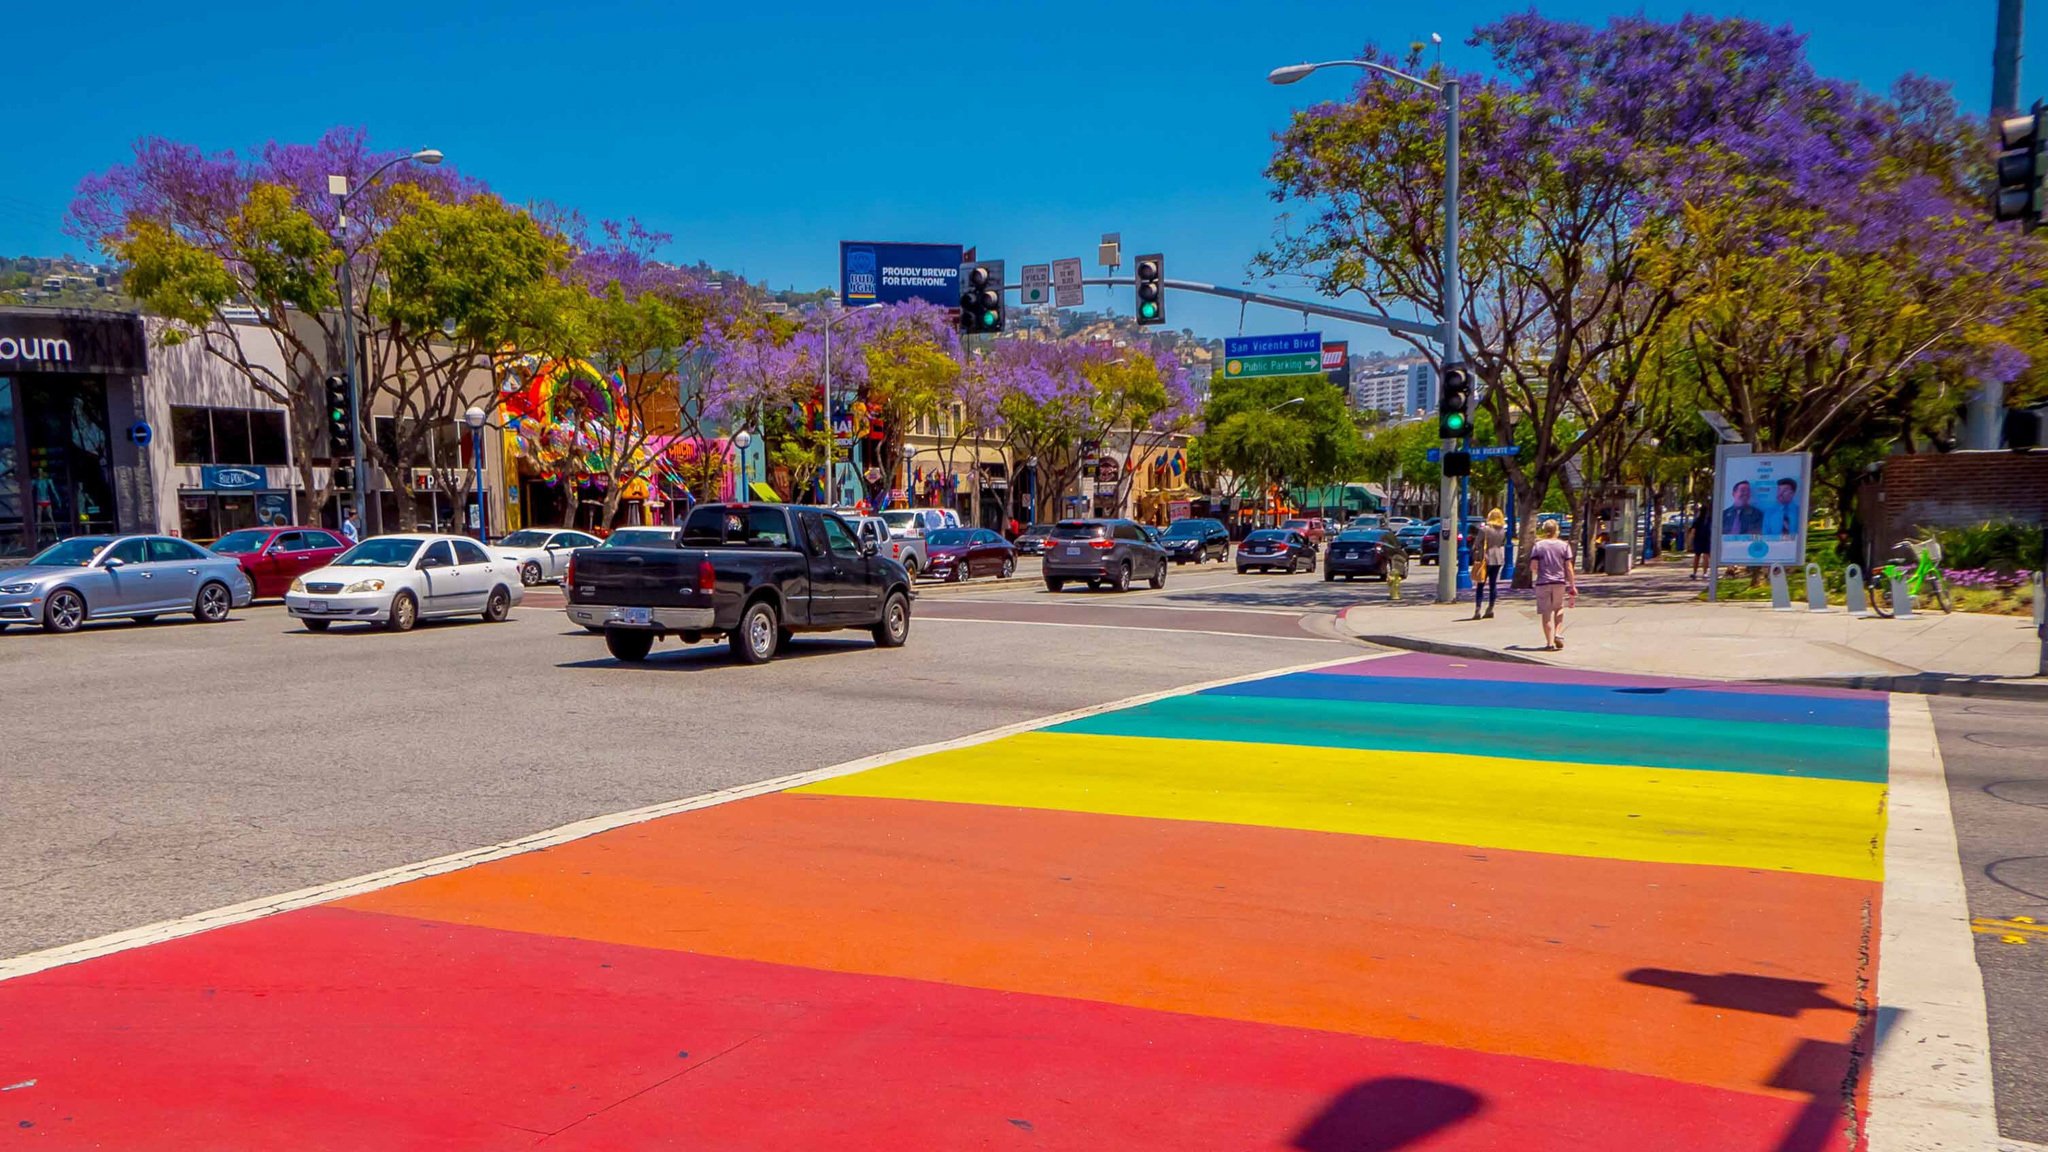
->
<box><xmin>1159</xmin><ymin>517</ymin><xmax>1231</xmax><ymax>565</ymax></box>
<box><xmin>1042</xmin><ymin>519</ymin><xmax>1169</xmax><ymax>593</ymax></box>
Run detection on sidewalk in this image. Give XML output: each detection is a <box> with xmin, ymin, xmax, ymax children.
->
<box><xmin>1338</xmin><ymin>560</ymin><xmax>2046</xmax><ymax>699</ymax></box>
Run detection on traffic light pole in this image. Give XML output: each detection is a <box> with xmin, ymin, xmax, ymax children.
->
<box><xmin>1437</xmin><ymin>79</ymin><xmax>1462</xmax><ymax>604</ymax></box>
<box><xmin>340</xmin><ymin>251</ymin><xmax>369</xmax><ymax>537</ymax></box>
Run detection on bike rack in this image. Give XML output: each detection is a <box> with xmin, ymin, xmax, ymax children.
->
<box><xmin>1891</xmin><ymin>572</ymin><xmax>1915</xmax><ymax>618</ymax></box>
<box><xmin>1769</xmin><ymin>565</ymin><xmax>1794</xmax><ymax>611</ymax></box>
<box><xmin>2033</xmin><ymin>570</ymin><xmax>2046</xmax><ymax>629</ymax></box>
<box><xmin>1805</xmin><ymin>563</ymin><xmax>1829</xmax><ymax>612</ymax></box>
<box><xmin>1845</xmin><ymin>565</ymin><xmax>1870</xmax><ymax>617</ymax></box>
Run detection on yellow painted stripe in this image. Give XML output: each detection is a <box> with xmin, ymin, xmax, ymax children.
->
<box><xmin>798</xmin><ymin>731</ymin><xmax>1888</xmax><ymax>880</ymax></box>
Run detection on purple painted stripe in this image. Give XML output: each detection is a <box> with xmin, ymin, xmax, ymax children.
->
<box><xmin>1325</xmin><ymin>652</ymin><xmax>1873</xmax><ymax>701</ymax></box>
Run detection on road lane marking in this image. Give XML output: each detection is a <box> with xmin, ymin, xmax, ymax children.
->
<box><xmin>1867</xmin><ymin>693</ymin><xmax>1998</xmax><ymax>1151</ymax></box>
<box><xmin>0</xmin><ymin>650</ymin><xmax>1392</xmax><ymax>982</ymax></box>
<box><xmin>917</xmin><ymin>616</ymin><xmax>1345</xmax><ymax>642</ymax></box>
<box><xmin>925</xmin><ymin>599</ymin><xmax>1310</xmax><ymax>616</ymax></box>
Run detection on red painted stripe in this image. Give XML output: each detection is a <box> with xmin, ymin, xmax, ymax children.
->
<box><xmin>0</xmin><ymin>907</ymin><xmax>1847</xmax><ymax>1150</ymax></box>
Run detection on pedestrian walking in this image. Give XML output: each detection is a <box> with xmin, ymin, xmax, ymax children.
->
<box><xmin>1530</xmin><ymin>519</ymin><xmax>1576</xmax><ymax>650</ymax></box>
<box><xmin>341</xmin><ymin>511</ymin><xmax>360</xmax><ymax>542</ymax></box>
<box><xmin>1688</xmin><ymin>503</ymin><xmax>1711</xmax><ymax>579</ymax></box>
<box><xmin>1469</xmin><ymin>508</ymin><xmax>1508</xmax><ymax>620</ymax></box>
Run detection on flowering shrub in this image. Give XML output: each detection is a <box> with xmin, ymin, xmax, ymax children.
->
<box><xmin>1943</xmin><ymin>568</ymin><xmax>2036</xmax><ymax>589</ymax></box>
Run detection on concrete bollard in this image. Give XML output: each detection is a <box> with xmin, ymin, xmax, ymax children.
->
<box><xmin>1805</xmin><ymin>563</ymin><xmax>1828</xmax><ymax>612</ymax></box>
<box><xmin>1770</xmin><ymin>565</ymin><xmax>1794</xmax><ymax>611</ymax></box>
<box><xmin>1845</xmin><ymin>565</ymin><xmax>1870</xmax><ymax>617</ymax></box>
<box><xmin>1892</xmin><ymin>573</ymin><xmax>1915</xmax><ymax>618</ymax></box>
<box><xmin>2033</xmin><ymin>570</ymin><xmax>2046</xmax><ymax>629</ymax></box>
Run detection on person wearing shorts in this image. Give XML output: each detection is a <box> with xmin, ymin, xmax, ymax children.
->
<box><xmin>1529</xmin><ymin>519</ymin><xmax>1577</xmax><ymax>651</ymax></box>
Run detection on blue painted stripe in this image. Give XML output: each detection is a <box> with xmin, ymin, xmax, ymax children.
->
<box><xmin>1202</xmin><ymin>673</ymin><xmax>1887</xmax><ymax>729</ymax></box>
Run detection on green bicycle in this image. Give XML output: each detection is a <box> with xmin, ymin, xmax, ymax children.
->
<box><xmin>1868</xmin><ymin>535</ymin><xmax>1953</xmax><ymax>618</ymax></box>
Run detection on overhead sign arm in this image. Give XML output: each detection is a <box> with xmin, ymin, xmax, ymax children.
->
<box><xmin>1059</xmin><ymin>276</ymin><xmax>1441</xmax><ymax>341</ymax></box>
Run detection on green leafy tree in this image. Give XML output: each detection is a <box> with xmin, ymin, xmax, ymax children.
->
<box><xmin>1196</xmin><ymin>374</ymin><xmax>1361</xmax><ymax>524</ymax></box>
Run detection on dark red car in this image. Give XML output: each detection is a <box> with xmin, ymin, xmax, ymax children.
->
<box><xmin>920</xmin><ymin>527</ymin><xmax>1017</xmax><ymax>582</ymax></box>
<box><xmin>206</xmin><ymin>525</ymin><xmax>353</xmax><ymax>598</ymax></box>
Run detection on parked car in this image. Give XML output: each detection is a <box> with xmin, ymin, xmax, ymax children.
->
<box><xmin>881</xmin><ymin>507</ymin><xmax>961</xmax><ymax>540</ymax></box>
<box><xmin>1281</xmin><ymin>517</ymin><xmax>1330</xmax><ymax>545</ymax></box>
<box><xmin>285</xmin><ymin>534</ymin><xmax>523</xmax><ymax>632</ymax></box>
<box><xmin>492</xmin><ymin>528</ymin><xmax>603</xmax><ymax>586</ymax></box>
<box><xmin>599</xmin><ymin>526</ymin><xmax>684</xmax><ymax>550</ymax></box>
<box><xmin>0</xmin><ymin>535</ymin><xmax>254</xmax><ymax>634</ymax></box>
<box><xmin>1160</xmin><ymin>517</ymin><xmax>1231</xmax><ymax>565</ymax></box>
<box><xmin>1324</xmin><ymin>527</ymin><xmax>1408</xmax><ymax>582</ymax></box>
<box><xmin>207</xmin><ymin>525</ymin><xmax>352</xmax><ymax>598</ymax></box>
<box><xmin>1236</xmin><ymin>528</ymin><xmax>1318</xmax><ymax>574</ymax></box>
<box><xmin>564</xmin><ymin>503</ymin><xmax>913</xmax><ymax>664</ymax></box>
<box><xmin>922</xmin><ymin>527</ymin><xmax>1017</xmax><ymax>582</ymax></box>
<box><xmin>1395</xmin><ymin>522</ymin><xmax>1442</xmax><ymax>561</ymax></box>
<box><xmin>1384</xmin><ymin>516</ymin><xmax>1416</xmax><ymax>531</ymax></box>
<box><xmin>1042</xmin><ymin>519</ymin><xmax>1169</xmax><ymax>593</ymax></box>
<box><xmin>845</xmin><ymin>513</ymin><xmax>926</xmax><ymax>576</ymax></box>
<box><xmin>1013</xmin><ymin>523</ymin><xmax>1056</xmax><ymax>555</ymax></box>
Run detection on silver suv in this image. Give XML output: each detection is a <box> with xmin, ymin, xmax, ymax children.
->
<box><xmin>1041</xmin><ymin>519</ymin><xmax>1169</xmax><ymax>593</ymax></box>
<box><xmin>847</xmin><ymin>514</ymin><xmax>926</xmax><ymax>576</ymax></box>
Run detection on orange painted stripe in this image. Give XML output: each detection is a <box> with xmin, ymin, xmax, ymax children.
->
<box><xmin>342</xmin><ymin>793</ymin><xmax>1875</xmax><ymax>1098</ymax></box>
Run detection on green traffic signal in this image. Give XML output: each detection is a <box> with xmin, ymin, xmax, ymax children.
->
<box><xmin>982</xmin><ymin>311</ymin><xmax>998</xmax><ymax>327</ymax></box>
<box><xmin>1445</xmin><ymin>412</ymin><xmax>1466</xmax><ymax>432</ymax></box>
<box><xmin>1140</xmin><ymin>302</ymin><xmax>1158</xmax><ymax>319</ymax></box>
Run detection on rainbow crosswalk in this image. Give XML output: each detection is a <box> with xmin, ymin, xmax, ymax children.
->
<box><xmin>0</xmin><ymin>652</ymin><xmax>1886</xmax><ymax>1149</ymax></box>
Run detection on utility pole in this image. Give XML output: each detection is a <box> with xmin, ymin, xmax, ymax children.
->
<box><xmin>1971</xmin><ymin>0</ymin><xmax>2027</xmax><ymax>449</ymax></box>
<box><xmin>1437</xmin><ymin>78</ymin><xmax>1463</xmax><ymax>604</ymax></box>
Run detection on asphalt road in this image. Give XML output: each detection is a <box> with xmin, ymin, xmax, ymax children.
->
<box><xmin>0</xmin><ymin>561</ymin><xmax>1356</xmax><ymax>960</ymax></box>
<box><xmin>1933</xmin><ymin>694</ymin><xmax>2048</xmax><ymax>1147</ymax></box>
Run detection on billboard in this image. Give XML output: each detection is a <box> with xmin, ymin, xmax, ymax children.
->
<box><xmin>1713</xmin><ymin>451</ymin><xmax>1810</xmax><ymax>566</ymax></box>
<box><xmin>839</xmin><ymin>242</ymin><xmax>965</xmax><ymax>308</ymax></box>
<box><xmin>1322</xmin><ymin>341</ymin><xmax>1351</xmax><ymax>390</ymax></box>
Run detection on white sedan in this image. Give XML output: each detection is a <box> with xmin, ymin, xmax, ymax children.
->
<box><xmin>284</xmin><ymin>534</ymin><xmax>523</xmax><ymax>632</ymax></box>
<box><xmin>492</xmin><ymin>528</ymin><xmax>602</xmax><ymax>586</ymax></box>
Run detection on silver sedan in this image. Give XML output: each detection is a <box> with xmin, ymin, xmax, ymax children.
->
<box><xmin>0</xmin><ymin>535</ymin><xmax>255</xmax><ymax>634</ymax></box>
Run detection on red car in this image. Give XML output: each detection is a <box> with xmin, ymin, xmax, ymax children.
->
<box><xmin>206</xmin><ymin>525</ymin><xmax>354</xmax><ymax>597</ymax></box>
<box><xmin>1281</xmin><ymin>517</ymin><xmax>1330</xmax><ymax>545</ymax></box>
<box><xmin>920</xmin><ymin>527</ymin><xmax>1018</xmax><ymax>582</ymax></box>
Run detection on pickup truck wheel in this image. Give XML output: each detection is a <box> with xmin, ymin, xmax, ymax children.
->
<box><xmin>872</xmin><ymin>591</ymin><xmax>910</xmax><ymax>648</ymax></box>
<box><xmin>903</xmin><ymin>556</ymin><xmax>920</xmax><ymax>578</ymax></box>
<box><xmin>730</xmin><ymin>601</ymin><xmax>778</xmax><ymax>664</ymax></box>
<box><xmin>605</xmin><ymin>628</ymin><xmax>654</xmax><ymax>662</ymax></box>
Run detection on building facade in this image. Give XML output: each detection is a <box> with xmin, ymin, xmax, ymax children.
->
<box><xmin>0</xmin><ymin>309</ymin><xmax>154</xmax><ymax>557</ymax></box>
<box><xmin>1347</xmin><ymin>360</ymin><xmax>1438</xmax><ymax>418</ymax></box>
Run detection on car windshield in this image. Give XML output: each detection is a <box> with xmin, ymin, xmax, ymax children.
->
<box><xmin>601</xmin><ymin>529</ymin><xmax>675</xmax><ymax>549</ymax></box>
<box><xmin>29</xmin><ymin>537</ymin><xmax>114</xmax><ymax>567</ymax></box>
<box><xmin>1282</xmin><ymin>520</ymin><xmax>1309</xmax><ymax>530</ymax></box>
<box><xmin>208</xmin><ymin>529</ymin><xmax>272</xmax><ymax>554</ymax></box>
<box><xmin>332</xmin><ymin>538</ymin><xmax>422</xmax><ymax>567</ymax></box>
<box><xmin>498</xmin><ymin>530</ymin><xmax>551</xmax><ymax>548</ymax></box>
<box><xmin>881</xmin><ymin>511</ymin><xmax>921</xmax><ymax>529</ymax></box>
<box><xmin>1162</xmin><ymin>522</ymin><xmax>1206</xmax><ymax>538</ymax></box>
<box><xmin>1050</xmin><ymin>523</ymin><xmax>1104</xmax><ymax>540</ymax></box>
<box><xmin>1338</xmin><ymin>528</ymin><xmax>1386</xmax><ymax>542</ymax></box>
<box><xmin>927</xmin><ymin>529</ymin><xmax>973</xmax><ymax>546</ymax></box>
<box><xmin>1246</xmin><ymin>530</ymin><xmax>1288</xmax><ymax>543</ymax></box>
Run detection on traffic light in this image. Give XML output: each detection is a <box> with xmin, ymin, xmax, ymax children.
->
<box><xmin>1438</xmin><ymin>364</ymin><xmax>1473</xmax><ymax>439</ymax></box>
<box><xmin>324</xmin><ymin>375</ymin><xmax>354</xmax><ymax>457</ymax></box>
<box><xmin>1134</xmin><ymin>254</ymin><xmax>1165</xmax><ymax>326</ymax></box>
<box><xmin>1441</xmin><ymin>449</ymin><xmax>1471</xmax><ymax>478</ymax></box>
<box><xmin>1993</xmin><ymin>101</ymin><xmax>2048</xmax><ymax>227</ymax></box>
<box><xmin>959</xmin><ymin>264</ymin><xmax>1003</xmax><ymax>334</ymax></box>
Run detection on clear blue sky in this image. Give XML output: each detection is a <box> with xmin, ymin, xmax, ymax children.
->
<box><xmin>1</xmin><ymin>0</ymin><xmax>2032</xmax><ymax>356</ymax></box>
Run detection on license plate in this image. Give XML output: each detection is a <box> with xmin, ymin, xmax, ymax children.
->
<box><xmin>610</xmin><ymin>607</ymin><xmax>653</xmax><ymax>626</ymax></box>
<box><xmin>309</xmin><ymin>600</ymin><xmax>328</xmax><ymax>612</ymax></box>
<box><xmin>1064</xmin><ymin>546</ymin><xmax>1081</xmax><ymax>556</ymax></box>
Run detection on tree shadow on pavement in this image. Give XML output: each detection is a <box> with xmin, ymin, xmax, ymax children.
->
<box><xmin>1624</xmin><ymin>968</ymin><xmax>1855</xmax><ymax>1018</ymax></box>
<box><xmin>1290</xmin><ymin>1077</ymin><xmax>1483</xmax><ymax>1151</ymax></box>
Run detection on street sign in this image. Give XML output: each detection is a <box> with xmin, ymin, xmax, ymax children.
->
<box><xmin>1021</xmin><ymin>264</ymin><xmax>1050</xmax><ymax>305</ymax></box>
<box><xmin>1223</xmin><ymin>352</ymin><xmax>1322</xmax><ymax>379</ymax></box>
<box><xmin>1224</xmin><ymin>332</ymin><xmax>1322</xmax><ymax>359</ymax></box>
<box><xmin>1425</xmin><ymin>445</ymin><xmax>1521</xmax><ymax>462</ymax></box>
<box><xmin>1053</xmin><ymin>257</ymin><xmax>1085</xmax><ymax>307</ymax></box>
<box><xmin>127</xmin><ymin>421</ymin><xmax>152</xmax><ymax>447</ymax></box>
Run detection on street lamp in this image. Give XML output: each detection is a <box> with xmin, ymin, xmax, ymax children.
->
<box><xmin>1269</xmin><ymin>56</ymin><xmax>1462</xmax><ymax>601</ymax></box>
<box><xmin>464</xmin><ymin>406</ymin><xmax>488</xmax><ymax>542</ymax></box>
<box><xmin>329</xmin><ymin>148</ymin><xmax>443</xmax><ymax>538</ymax></box>
<box><xmin>732</xmin><ymin>430</ymin><xmax>752</xmax><ymax>499</ymax></box>
<box><xmin>820</xmin><ymin>299</ymin><xmax>881</xmax><ymax>508</ymax></box>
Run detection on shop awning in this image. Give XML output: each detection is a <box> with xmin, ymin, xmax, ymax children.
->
<box><xmin>1288</xmin><ymin>483</ymin><xmax>1383</xmax><ymax>514</ymax></box>
<box><xmin>748</xmin><ymin>482</ymin><xmax>781</xmax><ymax>503</ymax></box>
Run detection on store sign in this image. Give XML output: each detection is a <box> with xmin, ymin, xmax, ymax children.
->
<box><xmin>0</xmin><ymin>312</ymin><xmax>147</xmax><ymax>374</ymax></box>
<box><xmin>200</xmin><ymin>465</ymin><xmax>267</xmax><ymax>491</ymax></box>
<box><xmin>1096</xmin><ymin>456</ymin><xmax>1121</xmax><ymax>485</ymax></box>
<box><xmin>839</xmin><ymin>241</ymin><xmax>965</xmax><ymax>308</ymax></box>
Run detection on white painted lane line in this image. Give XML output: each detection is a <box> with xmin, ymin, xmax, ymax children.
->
<box><xmin>1868</xmin><ymin>693</ymin><xmax>1998</xmax><ymax>1150</ymax></box>
<box><xmin>0</xmin><ymin>649</ymin><xmax>1392</xmax><ymax>982</ymax></box>
<box><xmin>925</xmin><ymin>600</ymin><xmax>1312</xmax><ymax>617</ymax></box>
<box><xmin>919</xmin><ymin>616</ymin><xmax>1346</xmax><ymax>643</ymax></box>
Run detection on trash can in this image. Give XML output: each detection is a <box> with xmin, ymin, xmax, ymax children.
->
<box><xmin>1602</xmin><ymin>543</ymin><xmax>1632</xmax><ymax>576</ymax></box>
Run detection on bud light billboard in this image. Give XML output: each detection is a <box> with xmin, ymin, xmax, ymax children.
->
<box><xmin>839</xmin><ymin>242</ymin><xmax>964</xmax><ymax>308</ymax></box>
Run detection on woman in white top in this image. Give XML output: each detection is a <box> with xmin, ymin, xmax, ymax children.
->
<box><xmin>1470</xmin><ymin>508</ymin><xmax>1509</xmax><ymax>620</ymax></box>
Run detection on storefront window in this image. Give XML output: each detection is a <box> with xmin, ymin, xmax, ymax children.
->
<box><xmin>0</xmin><ymin>378</ymin><xmax>20</xmax><ymax>555</ymax></box>
<box><xmin>22</xmin><ymin>376</ymin><xmax>116</xmax><ymax>545</ymax></box>
<box><xmin>249</xmin><ymin>410</ymin><xmax>288</xmax><ymax>466</ymax></box>
<box><xmin>172</xmin><ymin>406</ymin><xmax>213</xmax><ymax>465</ymax></box>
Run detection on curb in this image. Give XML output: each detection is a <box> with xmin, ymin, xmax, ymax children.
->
<box><xmin>1338</xmin><ymin>611</ymin><xmax>2048</xmax><ymax>700</ymax></box>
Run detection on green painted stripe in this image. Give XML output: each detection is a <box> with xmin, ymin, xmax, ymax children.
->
<box><xmin>1046</xmin><ymin>694</ymin><xmax>1886</xmax><ymax>783</ymax></box>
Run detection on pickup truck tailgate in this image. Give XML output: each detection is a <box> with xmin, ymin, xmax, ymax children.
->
<box><xmin>569</xmin><ymin>549</ymin><xmax>713</xmax><ymax>609</ymax></box>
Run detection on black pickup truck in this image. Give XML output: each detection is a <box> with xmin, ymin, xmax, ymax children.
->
<box><xmin>565</xmin><ymin>503</ymin><xmax>914</xmax><ymax>664</ymax></box>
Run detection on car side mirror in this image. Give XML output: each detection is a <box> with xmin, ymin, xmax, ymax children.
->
<box><xmin>859</xmin><ymin>539</ymin><xmax>877</xmax><ymax>557</ymax></box>
<box><xmin>418</xmin><ymin>556</ymin><xmax>444</xmax><ymax>570</ymax></box>
<box><xmin>103</xmin><ymin>557</ymin><xmax>125</xmax><ymax>569</ymax></box>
